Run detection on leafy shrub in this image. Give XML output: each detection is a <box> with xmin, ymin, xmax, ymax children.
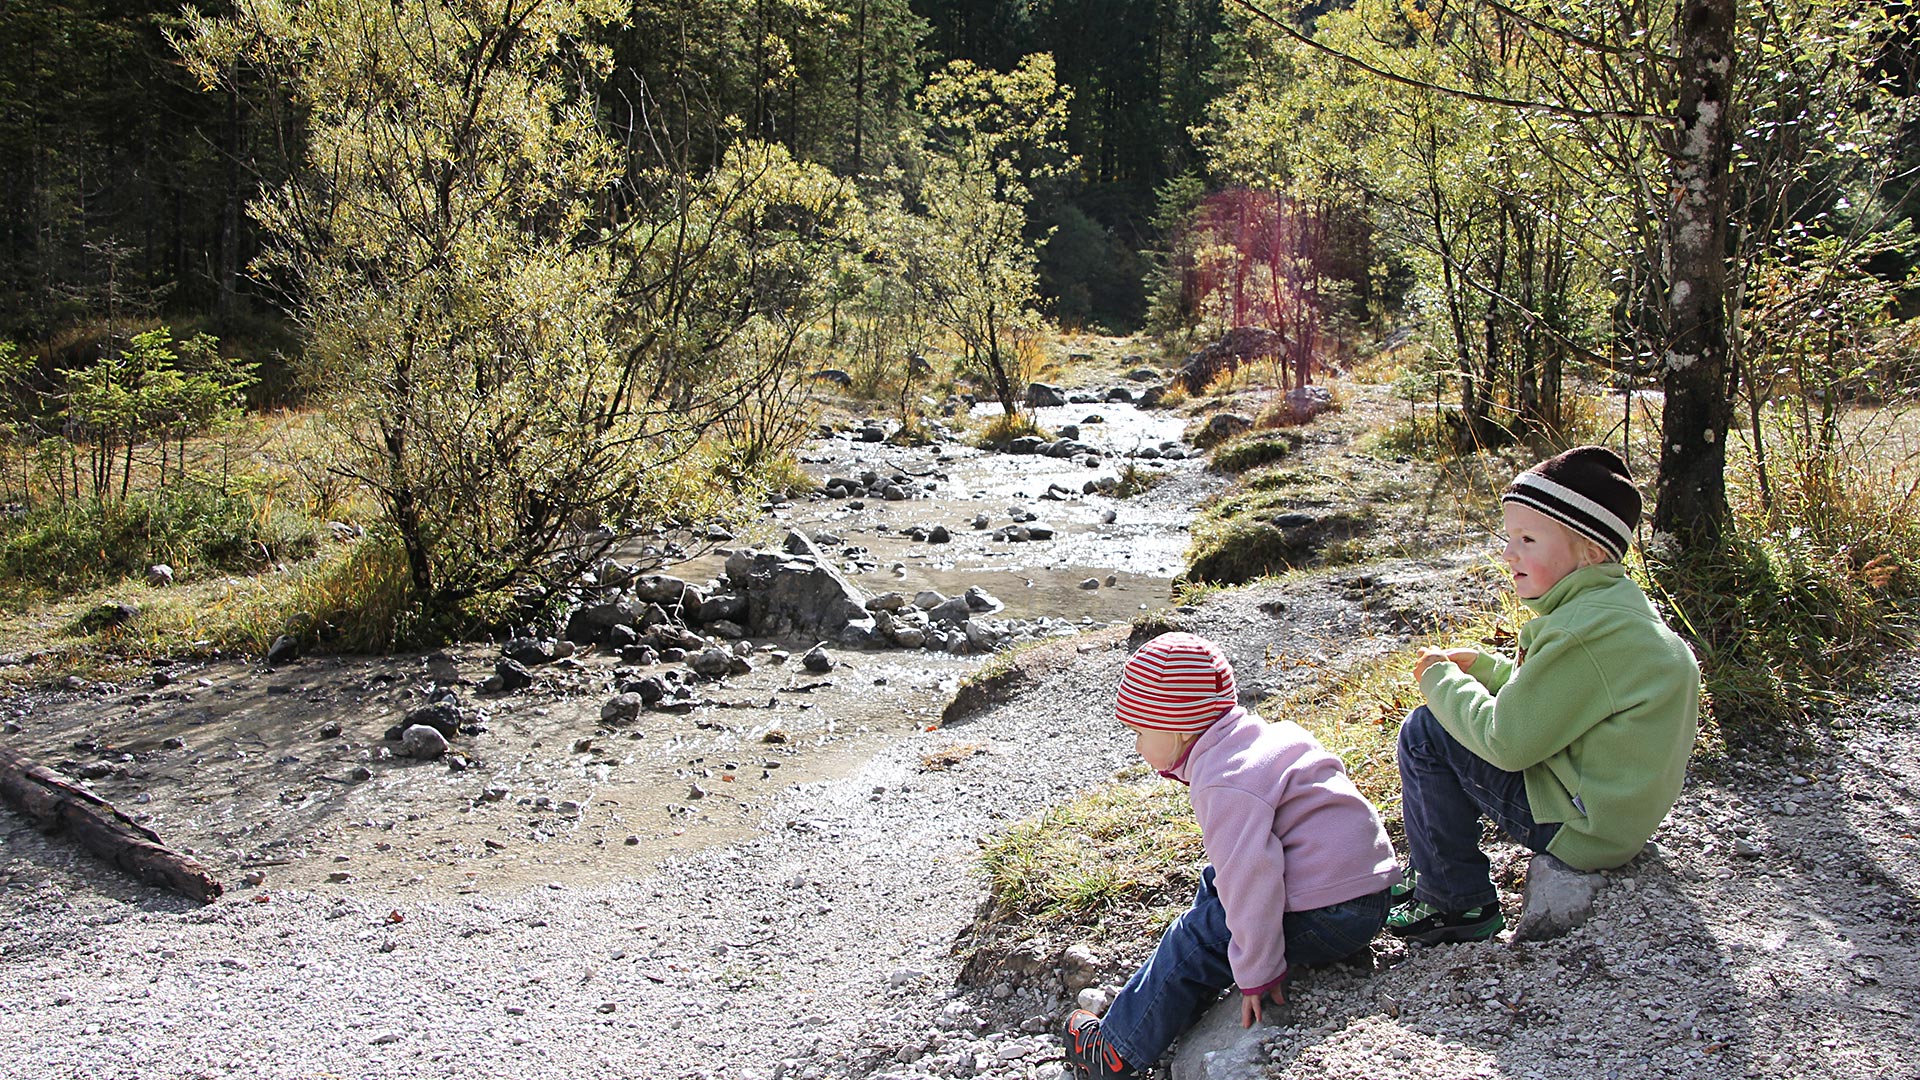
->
<box><xmin>1645</xmin><ymin>410</ymin><xmax>1920</xmax><ymax>748</ymax></box>
<box><xmin>1648</xmin><ymin>524</ymin><xmax>1917</xmax><ymax>750</ymax></box>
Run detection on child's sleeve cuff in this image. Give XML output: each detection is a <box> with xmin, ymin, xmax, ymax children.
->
<box><xmin>1240</xmin><ymin>970</ymin><xmax>1287</xmax><ymax>996</ymax></box>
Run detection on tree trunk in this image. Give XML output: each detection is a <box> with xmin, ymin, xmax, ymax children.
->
<box><xmin>1654</xmin><ymin>0</ymin><xmax>1737</xmax><ymax>549</ymax></box>
<box><xmin>851</xmin><ymin>0</ymin><xmax>868</xmax><ymax>175</ymax></box>
<box><xmin>0</xmin><ymin>746</ymin><xmax>222</xmax><ymax>903</ymax></box>
<box><xmin>217</xmin><ymin>75</ymin><xmax>243</xmax><ymax>327</ymax></box>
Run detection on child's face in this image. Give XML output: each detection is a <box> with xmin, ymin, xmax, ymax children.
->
<box><xmin>1501</xmin><ymin>503</ymin><xmax>1598</xmax><ymax>598</ymax></box>
<box><xmin>1128</xmin><ymin>724</ymin><xmax>1193</xmax><ymax>772</ymax></box>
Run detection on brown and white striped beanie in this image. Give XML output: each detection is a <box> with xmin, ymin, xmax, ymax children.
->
<box><xmin>1501</xmin><ymin>445</ymin><xmax>1641</xmax><ymax>562</ymax></box>
<box><xmin>1115</xmin><ymin>632</ymin><xmax>1238</xmax><ymax>733</ymax></box>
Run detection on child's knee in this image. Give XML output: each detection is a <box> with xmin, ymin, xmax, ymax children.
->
<box><xmin>1397</xmin><ymin>705</ymin><xmax>1441</xmax><ymax>755</ymax></box>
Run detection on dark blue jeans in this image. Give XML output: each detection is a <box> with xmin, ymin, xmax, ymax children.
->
<box><xmin>1397</xmin><ymin>705</ymin><xmax>1561</xmax><ymax>911</ymax></box>
<box><xmin>1099</xmin><ymin>864</ymin><xmax>1388</xmax><ymax>1070</ymax></box>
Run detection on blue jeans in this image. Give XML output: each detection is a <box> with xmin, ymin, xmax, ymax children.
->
<box><xmin>1397</xmin><ymin>705</ymin><xmax>1561</xmax><ymax>911</ymax></box>
<box><xmin>1099</xmin><ymin>864</ymin><xmax>1388</xmax><ymax>1070</ymax></box>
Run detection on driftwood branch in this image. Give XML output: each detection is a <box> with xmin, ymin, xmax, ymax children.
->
<box><xmin>0</xmin><ymin>744</ymin><xmax>223</xmax><ymax>903</ymax></box>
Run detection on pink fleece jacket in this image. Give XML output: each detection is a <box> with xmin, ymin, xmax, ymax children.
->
<box><xmin>1165</xmin><ymin>705</ymin><xmax>1400</xmax><ymax>995</ymax></box>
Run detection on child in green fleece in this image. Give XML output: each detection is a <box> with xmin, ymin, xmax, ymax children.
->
<box><xmin>1386</xmin><ymin>445</ymin><xmax>1701</xmax><ymax>944</ymax></box>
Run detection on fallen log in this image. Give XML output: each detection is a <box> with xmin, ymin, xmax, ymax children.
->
<box><xmin>0</xmin><ymin>744</ymin><xmax>222</xmax><ymax>903</ymax></box>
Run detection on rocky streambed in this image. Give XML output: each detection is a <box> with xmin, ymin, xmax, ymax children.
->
<box><xmin>0</xmin><ymin>390</ymin><xmax>1227</xmax><ymax>898</ymax></box>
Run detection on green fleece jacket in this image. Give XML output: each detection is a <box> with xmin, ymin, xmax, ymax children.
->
<box><xmin>1417</xmin><ymin>563</ymin><xmax>1700</xmax><ymax>870</ymax></box>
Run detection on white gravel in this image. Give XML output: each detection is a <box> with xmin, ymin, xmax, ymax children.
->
<box><xmin>3</xmin><ymin>569</ymin><xmax>1917</xmax><ymax>1080</ymax></box>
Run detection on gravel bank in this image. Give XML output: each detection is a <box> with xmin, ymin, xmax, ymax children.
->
<box><xmin>5</xmin><ymin>564</ymin><xmax>1916</xmax><ymax>1080</ymax></box>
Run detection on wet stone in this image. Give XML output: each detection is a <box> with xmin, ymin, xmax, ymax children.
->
<box><xmin>493</xmin><ymin>658</ymin><xmax>534</xmax><ymax>691</ymax></box>
<box><xmin>689</xmin><ymin>648</ymin><xmax>733</xmax><ymax>676</ymax></box>
<box><xmin>266</xmin><ymin>635</ymin><xmax>301</xmax><ymax>665</ymax></box>
<box><xmin>502</xmin><ymin>637</ymin><xmax>551</xmax><ymax>666</ymax></box>
<box><xmin>403</xmin><ymin>702</ymin><xmax>463</xmax><ymax>737</ymax></box>
<box><xmin>602</xmin><ymin>694</ymin><xmax>644</xmax><ymax>723</ymax></box>
<box><xmin>401</xmin><ymin>724</ymin><xmax>449</xmax><ymax>760</ymax></box>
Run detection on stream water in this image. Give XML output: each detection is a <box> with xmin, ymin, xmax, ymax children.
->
<box><xmin>664</xmin><ymin>397</ymin><xmax>1210</xmax><ymax>624</ymax></box>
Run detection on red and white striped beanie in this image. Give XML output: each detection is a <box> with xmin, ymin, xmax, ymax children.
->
<box><xmin>1116</xmin><ymin>632</ymin><xmax>1238</xmax><ymax>732</ymax></box>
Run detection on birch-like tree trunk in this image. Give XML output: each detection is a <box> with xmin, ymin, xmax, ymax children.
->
<box><xmin>1653</xmin><ymin>0</ymin><xmax>1737</xmax><ymax>549</ymax></box>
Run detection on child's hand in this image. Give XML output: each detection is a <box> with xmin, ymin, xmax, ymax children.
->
<box><xmin>1413</xmin><ymin>648</ymin><xmax>1479</xmax><ymax>679</ymax></box>
<box><xmin>1239</xmin><ymin>983</ymin><xmax>1286</xmax><ymax>1027</ymax></box>
<box><xmin>1412</xmin><ymin>647</ymin><xmax>1449</xmax><ymax>679</ymax></box>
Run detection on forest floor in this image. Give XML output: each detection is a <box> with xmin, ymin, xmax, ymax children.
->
<box><xmin>0</xmin><ymin>350</ymin><xmax>1916</xmax><ymax>1080</ymax></box>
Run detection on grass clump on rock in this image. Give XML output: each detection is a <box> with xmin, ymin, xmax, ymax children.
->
<box><xmin>972</xmin><ymin>412</ymin><xmax>1049</xmax><ymax>449</ymax></box>
<box><xmin>1184</xmin><ymin>464</ymin><xmax>1374</xmax><ymax>585</ymax></box>
<box><xmin>1208</xmin><ymin>430</ymin><xmax>1303</xmax><ymax>474</ymax></box>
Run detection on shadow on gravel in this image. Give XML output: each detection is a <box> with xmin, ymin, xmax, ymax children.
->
<box><xmin>1226</xmin><ymin>846</ymin><xmax>1754</xmax><ymax>1080</ymax></box>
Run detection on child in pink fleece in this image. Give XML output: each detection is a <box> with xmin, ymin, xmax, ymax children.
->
<box><xmin>1061</xmin><ymin>633</ymin><xmax>1400</xmax><ymax>1080</ymax></box>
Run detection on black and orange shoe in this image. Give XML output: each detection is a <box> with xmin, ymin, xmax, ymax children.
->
<box><xmin>1062</xmin><ymin>1009</ymin><xmax>1136</xmax><ymax>1079</ymax></box>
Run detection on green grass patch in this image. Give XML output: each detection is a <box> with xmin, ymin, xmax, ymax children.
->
<box><xmin>43</xmin><ymin>531</ymin><xmax>415</xmax><ymax>660</ymax></box>
<box><xmin>977</xmin><ymin>769</ymin><xmax>1205</xmax><ymax>937</ymax></box>
<box><xmin>0</xmin><ymin>486</ymin><xmax>320</xmax><ymax>608</ymax></box>
<box><xmin>1364</xmin><ymin>413</ymin><xmax>1453</xmax><ymax>459</ymax></box>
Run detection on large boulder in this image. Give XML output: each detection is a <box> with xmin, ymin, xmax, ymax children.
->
<box><xmin>724</xmin><ymin>531</ymin><xmax>871</xmax><ymax>638</ymax></box>
<box><xmin>1025</xmin><ymin>382</ymin><xmax>1068</xmax><ymax>407</ymax></box>
<box><xmin>690</xmin><ymin>590</ymin><xmax>747</xmax><ymax>623</ymax></box>
<box><xmin>633</xmin><ymin>572</ymin><xmax>702</xmax><ymax>607</ymax></box>
<box><xmin>563</xmin><ymin>600</ymin><xmax>645</xmax><ymax>645</ymax></box>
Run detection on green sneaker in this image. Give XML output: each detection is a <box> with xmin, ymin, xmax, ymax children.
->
<box><xmin>1388</xmin><ymin>867</ymin><xmax>1417</xmax><ymax>905</ymax></box>
<box><xmin>1386</xmin><ymin>899</ymin><xmax>1504</xmax><ymax>945</ymax></box>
